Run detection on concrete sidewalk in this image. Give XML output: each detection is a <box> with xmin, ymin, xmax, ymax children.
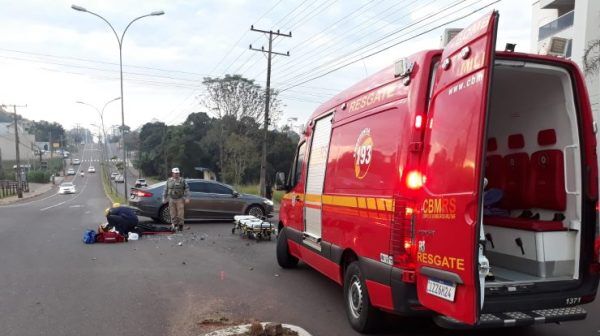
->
<box><xmin>0</xmin><ymin>177</ymin><xmax>64</xmax><ymax>205</ymax></box>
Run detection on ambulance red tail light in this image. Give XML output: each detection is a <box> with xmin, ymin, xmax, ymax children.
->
<box><xmin>391</xmin><ymin>198</ymin><xmax>416</xmax><ymax>275</ymax></box>
<box><xmin>406</xmin><ymin>171</ymin><xmax>424</xmax><ymax>190</ymax></box>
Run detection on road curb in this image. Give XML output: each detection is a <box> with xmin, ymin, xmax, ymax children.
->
<box><xmin>0</xmin><ymin>183</ymin><xmax>55</xmax><ymax>205</ymax></box>
<box><xmin>202</xmin><ymin>322</ymin><xmax>312</xmax><ymax>336</ymax></box>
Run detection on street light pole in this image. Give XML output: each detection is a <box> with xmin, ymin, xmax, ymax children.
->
<box><xmin>72</xmin><ymin>4</ymin><xmax>164</xmax><ymax>198</ymax></box>
<box><xmin>77</xmin><ymin>97</ymin><xmax>120</xmax><ymax>153</ymax></box>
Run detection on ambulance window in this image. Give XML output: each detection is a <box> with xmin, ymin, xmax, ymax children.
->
<box><xmin>292</xmin><ymin>142</ymin><xmax>306</xmax><ymax>187</ymax></box>
<box><xmin>427</xmin><ymin>59</ymin><xmax>441</xmax><ymax>103</ymax></box>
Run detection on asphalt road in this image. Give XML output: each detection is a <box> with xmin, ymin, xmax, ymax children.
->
<box><xmin>0</xmin><ymin>144</ymin><xmax>598</xmax><ymax>336</ymax></box>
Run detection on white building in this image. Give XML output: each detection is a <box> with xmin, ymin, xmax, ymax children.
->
<box><xmin>0</xmin><ymin>122</ymin><xmax>36</xmax><ymax>161</ymax></box>
<box><xmin>531</xmin><ymin>0</ymin><xmax>600</xmax><ymax>122</ymax></box>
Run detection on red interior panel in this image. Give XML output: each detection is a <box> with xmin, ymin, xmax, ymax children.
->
<box><xmin>487</xmin><ymin>137</ymin><xmax>498</xmax><ymax>151</ymax></box>
<box><xmin>538</xmin><ymin>129</ymin><xmax>557</xmax><ymax>146</ymax></box>
<box><xmin>528</xmin><ymin>150</ymin><xmax>566</xmax><ymax>211</ymax></box>
<box><xmin>501</xmin><ymin>153</ymin><xmax>530</xmax><ymax>209</ymax></box>
<box><xmin>485</xmin><ymin>155</ymin><xmax>504</xmax><ymax>189</ymax></box>
<box><xmin>508</xmin><ymin>134</ymin><xmax>525</xmax><ymax>149</ymax></box>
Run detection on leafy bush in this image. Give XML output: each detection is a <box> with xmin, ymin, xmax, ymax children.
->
<box><xmin>27</xmin><ymin>170</ymin><xmax>52</xmax><ymax>183</ymax></box>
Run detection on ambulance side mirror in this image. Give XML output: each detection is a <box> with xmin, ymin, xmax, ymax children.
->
<box><xmin>274</xmin><ymin>172</ymin><xmax>287</xmax><ymax>191</ymax></box>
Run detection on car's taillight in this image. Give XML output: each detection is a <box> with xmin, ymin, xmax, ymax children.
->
<box><xmin>134</xmin><ymin>190</ymin><xmax>153</xmax><ymax>198</ymax></box>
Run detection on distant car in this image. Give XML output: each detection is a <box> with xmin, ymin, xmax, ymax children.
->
<box><xmin>129</xmin><ymin>179</ymin><xmax>274</xmax><ymax>224</ymax></box>
<box><xmin>115</xmin><ymin>174</ymin><xmax>125</xmax><ymax>183</ymax></box>
<box><xmin>88</xmin><ymin>166</ymin><xmax>95</xmax><ymax>173</ymax></box>
<box><xmin>67</xmin><ymin>168</ymin><xmax>76</xmax><ymax>176</ymax></box>
<box><xmin>58</xmin><ymin>182</ymin><xmax>76</xmax><ymax>194</ymax></box>
<box><xmin>72</xmin><ymin>158</ymin><xmax>81</xmax><ymax>165</ymax></box>
<box><xmin>110</xmin><ymin>172</ymin><xmax>119</xmax><ymax>180</ymax></box>
<box><xmin>134</xmin><ymin>179</ymin><xmax>148</xmax><ymax>188</ymax></box>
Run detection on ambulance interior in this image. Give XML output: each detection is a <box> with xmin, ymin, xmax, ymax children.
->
<box><xmin>482</xmin><ymin>60</ymin><xmax>582</xmax><ymax>286</ymax></box>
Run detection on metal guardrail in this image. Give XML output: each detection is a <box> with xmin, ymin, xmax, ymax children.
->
<box><xmin>0</xmin><ymin>180</ymin><xmax>29</xmax><ymax>198</ymax></box>
<box><xmin>538</xmin><ymin>10</ymin><xmax>574</xmax><ymax>41</ymax></box>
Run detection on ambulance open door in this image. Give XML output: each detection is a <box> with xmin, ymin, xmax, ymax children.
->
<box><xmin>303</xmin><ymin>113</ymin><xmax>333</xmax><ymax>250</ymax></box>
<box><xmin>415</xmin><ymin>11</ymin><xmax>498</xmax><ymax>325</ymax></box>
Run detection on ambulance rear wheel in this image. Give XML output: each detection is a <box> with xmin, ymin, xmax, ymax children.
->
<box><xmin>344</xmin><ymin>261</ymin><xmax>381</xmax><ymax>333</ymax></box>
<box><xmin>276</xmin><ymin>228</ymin><xmax>298</xmax><ymax>268</ymax></box>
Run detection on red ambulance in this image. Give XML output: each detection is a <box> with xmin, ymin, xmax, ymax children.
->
<box><xmin>275</xmin><ymin>11</ymin><xmax>599</xmax><ymax>332</ymax></box>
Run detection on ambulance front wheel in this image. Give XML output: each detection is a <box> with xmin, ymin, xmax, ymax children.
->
<box><xmin>344</xmin><ymin>261</ymin><xmax>381</xmax><ymax>333</ymax></box>
<box><xmin>276</xmin><ymin>228</ymin><xmax>298</xmax><ymax>268</ymax></box>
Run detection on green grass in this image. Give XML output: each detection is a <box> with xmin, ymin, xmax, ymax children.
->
<box><xmin>234</xmin><ymin>184</ymin><xmax>284</xmax><ymax>205</ymax></box>
<box><xmin>101</xmin><ymin>164</ymin><xmax>125</xmax><ymax>204</ymax></box>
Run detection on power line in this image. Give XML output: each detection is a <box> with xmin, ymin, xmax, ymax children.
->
<box><xmin>281</xmin><ymin>0</ymin><xmax>501</xmax><ymax>91</ymax></box>
<box><xmin>250</xmin><ymin>0</ymin><xmax>382</xmax><ymax>79</ymax></box>
<box><xmin>267</xmin><ymin>0</ymin><xmax>423</xmax><ymax>79</ymax></box>
<box><xmin>0</xmin><ymin>47</ymin><xmax>206</xmax><ymax>77</ymax></box>
<box><xmin>277</xmin><ymin>0</ymin><xmax>462</xmax><ymax>84</ymax></box>
<box><xmin>209</xmin><ymin>0</ymin><xmax>285</xmax><ymax>75</ymax></box>
<box><xmin>224</xmin><ymin>0</ymin><xmax>313</xmax><ymax>75</ymax></box>
<box><xmin>278</xmin><ymin>0</ymin><xmax>474</xmax><ymax>86</ymax></box>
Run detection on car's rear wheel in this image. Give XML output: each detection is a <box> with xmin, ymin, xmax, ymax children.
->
<box><xmin>159</xmin><ymin>205</ymin><xmax>171</xmax><ymax>224</ymax></box>
<box><xmin>246</xmin><ymin>204</ymin><xmax>264</xmax><ymax>218</ymax></box>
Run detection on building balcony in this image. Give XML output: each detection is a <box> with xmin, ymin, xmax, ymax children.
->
<box><xmin>538</xmin><ymin>10</ymin><xmax>574</xmax><ymax>41</ymax></box>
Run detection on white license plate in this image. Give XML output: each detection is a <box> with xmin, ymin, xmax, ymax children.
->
<box><xmin>426</xmin><ymin>278</ymin><xmax>456</xmax><ymax>302</ymax></box>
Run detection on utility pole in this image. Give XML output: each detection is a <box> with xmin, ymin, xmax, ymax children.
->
<box><xmin>7</xmin><ymin>104</ymin><xmax>27</xmax><ymax>198</ymax></box>
<box><xmin>49</xmin><ymin>130</ymin><xmax>53</xmax><ymax>159</ymax></box>
<box><xmin>61</xmin><ymin>136</ymin><xmax>66</xmax><ymax>178</ymax></box>
<box><xmin>249</xmin><ymin>25</ymin><xmax>291</xmax><ymax>197</ymax></box>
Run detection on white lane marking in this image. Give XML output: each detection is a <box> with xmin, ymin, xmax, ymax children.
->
<box><xmin>40</xmin><ymin>145</ymin><xmax>96</xmax><ymax>211</ymax></box>
<box><xmin>40</xmin><ymin>201</ymin><xmax>67</xmax><ymax>211</ymax></box>
<box><xmin>69</xmin><ymin>204</ymin><xmax>83</xmax><ymax>208</ymax></box>
<box><xmin>0</xmin><ymin>144</ymin><xmax>97</xmax><ymax>209</ymax></box>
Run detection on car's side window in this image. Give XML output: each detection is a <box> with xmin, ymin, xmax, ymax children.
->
<box><xmin>208</xmin><ymin>183</ymin><xmax>233</xmax><ymax>195</ymax></box>
<box><xmin>291</xmin><ymin>142</ymin><xmax>306</xmax><ymax>187</ymax></box>
<box><xmin>189</xmin><ymin>182</ymin><xmax>210</xmax><ymax>193</ymax></box>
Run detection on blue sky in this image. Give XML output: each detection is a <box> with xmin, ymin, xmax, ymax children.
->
<box><xmin>0</xmin><ymin>0</ymin><xmax>531</xmax><ymax>133</ymax></box>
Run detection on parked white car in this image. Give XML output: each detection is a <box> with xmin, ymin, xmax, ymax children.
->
<box><xmin>58</xmin><ymin>182</ymin><xmax>76</xmax><ymax>194</ymax></box>
<box><xmin>115</xmin><ymin>175</ymin><xmax>125</xmax><ymax>183</ymax></box>
<box><xmin>67</xmin><ymin>168</ymin><xmax>76</xmax><ymax>176</ymax></box>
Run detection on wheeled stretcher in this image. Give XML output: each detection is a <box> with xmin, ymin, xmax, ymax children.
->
<box><xmin>232</xmin><ymin>215</ymin><xmax>275</xmax><ymax>241</ymax></box>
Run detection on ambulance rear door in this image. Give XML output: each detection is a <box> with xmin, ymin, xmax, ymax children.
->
<box><xmin>415</xmin><ymin>11</ymin><xmax>498</xmax><ymax>325</ymax></box>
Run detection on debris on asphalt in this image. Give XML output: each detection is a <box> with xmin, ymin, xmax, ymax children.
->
<box><xmin>91</xmin><ymin>257</ymin><xmax>97</xmax><ymax>261</ymax></box>
<box><xmin>249</xmin><ymin>267</ymin><xmax>253</xmax><ymax>271</ymax></box>
<box><xmin>182</xmin><ymin>261</ymin><xmax>187</xmax><ymax>265</ymax></box>
<box><xmin>274</xmin><ymin>274</ymin><xmax>279</xmax><ymax>277</ymax></box>
<box><xmin>178</xmin><ymin>242</ymin><xmax>183</xmax><ymax>246</ymax></box>
<box><xmin>202</xmin><ymin>322</ymin><xmax>303</xmax><ymax>336</ymax></box>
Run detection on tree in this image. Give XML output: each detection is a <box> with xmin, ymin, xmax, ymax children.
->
<box><xmin>28</xmin><ymin>121</ymin><xmax>65</xmax><ymax>144</ymax></box>
<box><xmin>201</xmin><ymin>74</ymin><xmax>282</xmax><ymax>125</ymax></box>
<box><xmin>222</xmin><ymin>133</ymin><xmax>257</xmax><ymax>185</ymax></box>
<box><xmin>583</xmin><ymin>39</ymin><xmax>600</xmax><ymax>75</ymax></box>
<box><xmin>137</xmin><ymin>122</ymin><xmax>168</xmax><ymax>177</ymax></box>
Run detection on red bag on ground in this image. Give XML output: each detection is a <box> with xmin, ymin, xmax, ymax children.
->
<box><xmin>95</xmin><ymin>231</ymin><xmax>126</xmax><ymax>243</ymax></box>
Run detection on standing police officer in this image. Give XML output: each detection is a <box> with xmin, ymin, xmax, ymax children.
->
<box><xmin>162</xmin><ymin>167</ymin><xmax>190</xmax><ymax>231</ymax></box>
